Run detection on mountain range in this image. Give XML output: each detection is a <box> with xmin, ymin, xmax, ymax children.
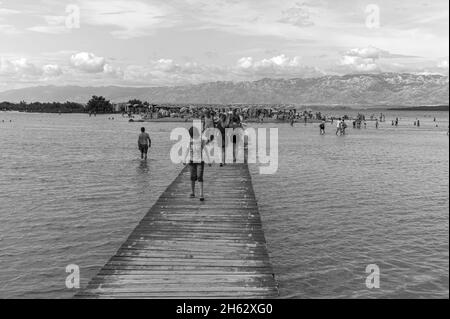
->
<box><xmin>0</xmin><ymin>73</ymin><xmax>448</xmax><ymax>108</ymax></box>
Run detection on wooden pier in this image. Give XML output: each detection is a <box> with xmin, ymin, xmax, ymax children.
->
<box><xmin>76</xmin><ymin>164</ymin><xmax>278</xmax><ymax>299</ymax></box>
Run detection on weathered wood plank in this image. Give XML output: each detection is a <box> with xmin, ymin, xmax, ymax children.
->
<box><xmin>76</xmin><ymin>164</ymin><xmax>278</xmax><ymax>299</ymax></box>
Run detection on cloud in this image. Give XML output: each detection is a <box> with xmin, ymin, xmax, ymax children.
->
<box><xmin>278</xmin><ymin>2</ymin><xmax>315</xmax><ymax>27</ymax></box>
<box><xmin>0</xmin><ymin>24</ymin><xmax>20</xmax><ymax>35</ymax></box>
<box><xmin>0</xmin><ymin>7</ymin><xmax>20</xmax><ymax>16</ymax></box>
<box><xmin>42</xmin><ymin>64</ymin><xmax>63</xmax><ymax>77</ymax></box>
<box><xmin>80</xmin><ymin>0</ymin><xmax>176</xmax><ymax>39</ymax></box>
<box><xmin>28</xmin><ymin>25</ymin><xmax>68</xmax><ymax>34</ymax></box>
<box><xmin>438</xmin><ymin>60</ymin><xmax>449</xmax><ymax>69</ymax></box>
<box><xmin>345</xmin><ymin>47</ymin><xmax>387</xmax><ymax>60</ymax></box>
<box><xmin>236</xmin><ymin>54</ymin><xmax>324</xmax><ymax>78</ymax></box>
<box><xmin>0</xmin><ymin>57</ymin><xmax>62</xmax><ymax>79</ymax></box>
<box><xmin>340</xmin><ymin>55</ymin><xmax>379</xmax><ymax>72</ymax></box>
<box><xmin>121</xmin><ymin>54</ymin><xmax>324</xmax><ymax>86</ymax></box>
<box><xmin>0</xmin><ymin>4</ymin><xmax>21</xmax><ymax>34</ymax></box>
<box><xmin>70</xmin><ymin>52</ymin><xmax>106</xmax><ymax>73</ymax></box>
<box><xmin>28</xmin><ymin>15</ymin><xmax>70</xmax><ymax>34</ymax></box>
<box><xmin>122</xmin><ymin>58</ymin><xmax>228</xmax><ymax>86</ymax></box>
<box><xmin>340</xmin><ymin>46</ymin><xmax>385</xmax><ymax>72</ymax></box>
<box><xmin>0</xmin><ymin>57</ymin><xmax>42</xmax><ymax>76</ymax></box>
<box><xmin>337</xmin><ymin>46</ymin><xmax>449</xmax><ymax>74</ymax></box>
<box><xmin>103</xmin><ymin>63</ymin><xmax>123</xmax><ymax>77</ymax></box>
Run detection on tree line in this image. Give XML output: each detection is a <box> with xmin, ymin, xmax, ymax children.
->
<box><xmin>0</xmin><ymin>101</ymin><xmax>85</xmax><ymax>113</ymax></box>
<box><xmin>0</xmin><ymin>96</ymin><xmax>153</xmax><ymax>114</ymax></box>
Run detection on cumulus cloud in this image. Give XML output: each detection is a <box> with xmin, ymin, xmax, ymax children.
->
<box><xmin>340</xmin><ymin>55</ymin><xmax>378</xmax><ymax>72</ymax></box>
<box><xmin>238</xmin><ymin>55</ymin><xmax>303</xmax><ymax>69</ymax></box>
<box><xmin>0</xmin><ymin>57</ymin><xmax>62</xmax><ymax>79</ymax></box>
<box><xmin>340</xmin><ymin>46</ymin><xmax>385</xmax><ymax>72</ymax></box>
<box><xmin>236</xmin><ymin>54</ymin><xmax>323</xmax><ymax>78</ymax></box>
<box><xmin>42</xmin><ymin>64</ymin><xmax>63</xmax><ymax>77</ymax></box>
<box><xmin>121</xmin><ymin>54</ymin><xmax>324</xmax><ymax>86</ymax></box>
<box><xmin>0</xmin><ymin>57</ymin><xmax>42</xmax><ymax>77</ymax></box>
<box><xmin>70</xmin><ymin>52</ymin><xmax>106</xmax><ymax>73</ymax></box>
<box><xmin>152</xmin><ymin>59</ymin><xmax>180</xmax><ymax>72</ymax></box>
<box><xmin>103</xmin><ymin>63</ymin><xmax>123</xmax><ymax>77</ymax></box>
<box><xmin>438</xmin><ymin>60</ymin><xmax>449</xmax><ymax>69</ymax></box>
<box><xmin>345</xmin><ymin>47</ymin><xmax>387</xmax><ymax>60</ymax></box>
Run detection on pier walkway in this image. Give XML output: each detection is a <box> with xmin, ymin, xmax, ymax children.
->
<box><xmin>76</xmin><ymin>164</ymin><xmax>278</xmax><ymax>299</ymax></box>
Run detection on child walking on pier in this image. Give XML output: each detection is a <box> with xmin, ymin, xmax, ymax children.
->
<box><xmin>184</xmin><ymin>126</ymin><xmax>211</xmax><ymax>202</ymax></box>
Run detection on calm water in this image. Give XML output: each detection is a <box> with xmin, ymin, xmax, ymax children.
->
<box><xmin>0</xmin><ymin>111</ymin><xmax>448</xmax><ymax>298</ymax></box>
<box><xmin>251</xmin><ymin>111</ymin><xmax>449</xmax><ymax>298</ymax></box>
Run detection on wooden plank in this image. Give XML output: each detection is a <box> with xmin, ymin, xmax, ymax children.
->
<box><xmin>75</xmin><ymin>164</ymin><xmax>278</xmax><ymax>299</ymax></box>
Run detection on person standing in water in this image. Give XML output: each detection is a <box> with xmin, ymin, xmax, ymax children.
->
<box><xmin>376</xmin><ymin>119</ymin><xmax>379</xmax><ymax>129</ymax></box>
<box><xmin>341</xmin><ymin>119</ymin><xmax>347</xmax><ymax>135</ymax></box>
<box><xmin>138</xmin><ymin>127</ymin><xmax>152</xmax><ymax>160</ymax></box>
<box><xmin>320</xmin><ymin>121</ymin><xmax>326</xmax><ymax>135</ymax></box>
<box><xmin>336</xmin><ymin>118</ymin><xmax>342</xmax><ymax>135</ymax></box>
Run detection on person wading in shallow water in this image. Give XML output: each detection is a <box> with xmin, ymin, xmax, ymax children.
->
<box><xmin>320</xmin><ymin>120</ymin><xmax>326</xmax><ymax>135</ymax></box>
<box><xmin>336</xmin><ymin>118</ymin><xmax>342</xmax><ymax>135</ymax></box>
<box><xmin>138</xmin><ymin>127</ymin><xmax>151</xmax><ymax>160</ymax></box>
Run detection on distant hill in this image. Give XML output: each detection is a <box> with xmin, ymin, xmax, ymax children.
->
<box><xmin>0</xmin><ymin>73</ymin><xmax>448</xmax><ymax>108</ymax></box>
<box><xmin>388</xmin><ymin>105</ymin><xmax>449</xmax><ymax>111</ymax></box>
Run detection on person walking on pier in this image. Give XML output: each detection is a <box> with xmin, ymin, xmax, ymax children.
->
<box><xmin>138</xmin><ymin>127</ymin><xmax>152</xmax><ymax>160</ymax></box>
<box><xmin>217</xmin><ymin>113</ymin><xmax>230</xmax><ymax>167</ymax></box>
<box><xmin>184</xmin><ymin>126</ymin><xmax>211</xmax><ymax>202</ymax></box>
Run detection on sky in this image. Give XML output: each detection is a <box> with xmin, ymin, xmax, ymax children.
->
<box><xmin>0</xmin><ymin>0</ymin><xmax>448</xmax><ymax>91</ymax></box>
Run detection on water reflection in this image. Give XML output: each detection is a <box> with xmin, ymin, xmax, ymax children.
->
<box><xmin>137</xmin><ymin>159</ymin><xmax>149</xmax><ymax>174</ymax></box>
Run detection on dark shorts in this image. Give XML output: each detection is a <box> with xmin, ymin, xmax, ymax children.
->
<box><xmin>139</xmin><ymin>144</ymin><xmax>149</xmax><ymax>154</ymax></box>
<box><xmin>189</xmin><ymin>162</ymin><xmax>204</xmax><ymax>182</ymax></box>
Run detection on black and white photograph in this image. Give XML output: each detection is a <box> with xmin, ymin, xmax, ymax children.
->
<box><xmin>0</xmin><ymin>0</ymin><xmax>448</xmax><ymax>306</ymax></box>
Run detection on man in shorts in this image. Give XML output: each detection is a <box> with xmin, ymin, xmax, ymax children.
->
<box><xmin>138</xmin><ymin>127</ymin><xmax>151</xmax><ymax>160</ymax></box>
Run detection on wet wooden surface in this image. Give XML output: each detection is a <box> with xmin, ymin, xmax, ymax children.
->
<box><xmin>76</xmin><ymin>164</ymin><xmax>278</xmax><ymax>299</ymax></box>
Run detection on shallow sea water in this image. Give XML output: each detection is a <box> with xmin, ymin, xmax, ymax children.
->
<box><xmin>0</xmin><ymin>111</ymin><xmax>448</xmax><ymax>298</ymax></box>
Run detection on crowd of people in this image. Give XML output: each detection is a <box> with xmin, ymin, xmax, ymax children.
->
<box><xmin>134</xmin><ymin>105</ymin><xmax>332</xmax><ymax>123</ymax></box>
